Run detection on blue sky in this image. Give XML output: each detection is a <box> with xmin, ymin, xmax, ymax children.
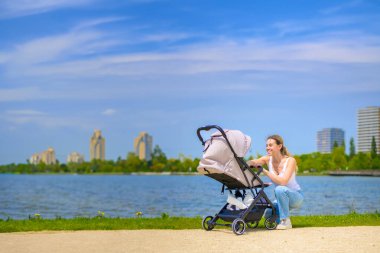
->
<box><xmin>0</xmin><ymin>0</ymin><xmax>379</xmax><ymax>164</ymax></box>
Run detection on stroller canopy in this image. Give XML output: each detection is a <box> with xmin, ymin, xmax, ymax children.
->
<box><xmin>197</xmin><ymin>129</ymin><xmax>259</xmax><ymax>188</ymax></box>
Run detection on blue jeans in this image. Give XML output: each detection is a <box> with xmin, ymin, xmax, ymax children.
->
<box><xmin>264</xmin><ymin>185</ymin><xmax>304</xmax><ymax>223</ymax></box>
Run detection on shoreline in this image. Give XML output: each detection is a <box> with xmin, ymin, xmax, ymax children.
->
<box><xmin>328</xmin><ymin>170</ymin><xmax>380</xmax><ymax>177</ymax></box>
<box><xmin>1</xmin><ymin>170</ymin><xmax>380</xmax><ymax>176</ymax></box>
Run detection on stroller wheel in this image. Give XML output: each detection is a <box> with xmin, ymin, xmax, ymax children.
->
<box><xmin>202</xmin><ymin>216</ymin><xmax>215</xmax><ymax>231</ymax></box>
<box><xmin>247</xmin><ymin>221</ymin><xmax>259</xmax><ymax>229</ymax></box>
<box><xmin>264</xmin><ymin>217</ymin><xmax>277</xmax><ymax>230</ymax></box>
<box><xmin>232</xmin><ymin>218</ymin><xmax>246</xmax><ymax>235</ymax></box>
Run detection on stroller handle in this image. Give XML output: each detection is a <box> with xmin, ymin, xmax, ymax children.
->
<box><xmin>196</xmin><ymin>125</ymin><xmax>226</xmax><ymax>146</ymax></box>
<box><xmin>249</xmin><ymin>165</ymin><xmax>264</xmax><ymax>175</ymax></box>
<box><xmin>197</xmin><ymin>125</ymin><xmax>238</xmax><ymax>158</ymax></box>
<box><xmin>197</xmin><ymin>124</ymin><xmax>239</xmax><ymax>160</ymax></box>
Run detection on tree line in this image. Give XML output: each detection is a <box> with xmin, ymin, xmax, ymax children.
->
<box><xmin>0</xmin><ymin>145</ymin><xmax>200</xmax><ymax>174</ymax></box>
<box><xmin>0</xmin><ymin>137</ymin><xmax>379</xmax><ymax>174</ymax></box>
<box><xmin>293</xmin><ymin>137</ymin><xmax>380</xmax><ymax>172</ymax></box>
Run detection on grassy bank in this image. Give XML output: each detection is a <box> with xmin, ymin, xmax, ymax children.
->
<box><xmin>1</xmin><ymin>212</ymin><xmax>379</xmax><ymax>233</ymax></box>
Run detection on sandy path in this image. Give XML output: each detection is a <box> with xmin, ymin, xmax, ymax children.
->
<box><xmin>1</xmin><ymin>227</ymin><xmax>379</xmax><ymax>253</ymax></box>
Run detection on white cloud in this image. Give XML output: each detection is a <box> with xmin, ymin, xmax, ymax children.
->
<box><xmin>72</xmin><ymin>17</ymin><xmax>129</xmax><ymax>31</ymax></box>
<box><xmin>0</xmin><ymin>86</ymin><xmax>138</xmax><ymax>102</ymax></box>
<box><xmin>1</xmin><ymin>109</ymin><xmax>95</xmax><ymax>129</ymax></box>
<box><xmin>0</xmin><ymin>16</ymin><xmax>128</xmax><ymax>68</ymax></box>
<box><xmin>17</xmin><ymin>34</ymin><xmax>380</xmax><ymax>79</ymax></box>
<box><xmin>102</xmin><ymin>109</ymin><xmax>116</xmax><ymax>116</ymax></box>
<box><xmin>6</xmin><ymin>110</ymin><xmax>46</xmax><ymax>116</ymax></box>
<box><xmin>1</xmin><ymin>13</ymin><xmax>380</xmax><ymax>103</ymax></box>
<box><xmin>0</xmin><ymin>0</ymin><xmax>95</xmax><ymax>18</ymax></box>
<box><xmin>273</xmin><ymin>19</ymin><xmax>347</xmax><ymax>37</ymax></box>
<box><xmin>0</xmin><ymin>53</ymin><xmax>9</xmax><ymax>63</ymax></box>
<box><xmin>141</xmin><ymin>32</ymin><xmax>192</xmax><ymax>43</ymax></box>
<box><xmin>3</xmin><ymin>109</ymin><xmax>47</xmax><ymax>125</ymax></box>
<box><xmin>0</xmin><ymin>87</ymin><xmax>40</xmax><ymax>102</ymax></box>
<box><xmin>8</xmin><ymin>31</ymin><xmax>106</xmax><ymax>65</ymax></box>
<box><xmin>1</xmin><ymin>31</ymin><xmax>380</xmax><ymax>102</ymax></box>
<box><xmin>320</xmin><ymin>0</ymin><xmax>363</xmax><ymax>15</ymax></box>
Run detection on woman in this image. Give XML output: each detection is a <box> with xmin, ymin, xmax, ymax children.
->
<box><xmin>248</xmin><ymin>135</ymin><xmax>303</xmax><ymax>230</ymax></box>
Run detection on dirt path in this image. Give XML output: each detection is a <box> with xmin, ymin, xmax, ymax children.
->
<box><xmin>1</xmin><ymin>226</ymin><xmax>379</xmax><ymax>253</ymax></box>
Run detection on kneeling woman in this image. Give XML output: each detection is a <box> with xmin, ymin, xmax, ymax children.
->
<box><xmin>248</xmin><ymin>135</ymin><xmax>303</xmax><ymax>230</ymax></box>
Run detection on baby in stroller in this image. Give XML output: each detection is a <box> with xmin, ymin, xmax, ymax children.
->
<box><xmin>197</xmin><ymin>125</ymin><xmax>277</xmax><ymax>235</ymax></box>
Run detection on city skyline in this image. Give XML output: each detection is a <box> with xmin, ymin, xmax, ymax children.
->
<box><xmin>22</xmin><ymin>106</ymin><xmax>379</xmax><ymax>165</ymax></box>
<box><xmin>27</xmin><ymin>130</ymin><xmax>156</xmax><ymax>164</ymax></box>
<box><xmin>1</xmin><ymin>1</ymin><xmax>380</xmax><ymax>164</ymax></box>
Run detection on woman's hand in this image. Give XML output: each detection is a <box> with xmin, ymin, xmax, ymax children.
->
<box><xmin>247</xmin><ymin>156</ymin><xmax>268</xmax><ymax>168</ymax></box>
<box><xmin>247</xmin><ymin>160</ymin><xmax>261</xmax><ymax>168</ymax></box>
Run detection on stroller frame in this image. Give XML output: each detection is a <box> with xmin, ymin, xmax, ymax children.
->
<box><xmin>197</xmin><ymin>125</ymin><xmax>278</xmax><ymax>235</ymax></box>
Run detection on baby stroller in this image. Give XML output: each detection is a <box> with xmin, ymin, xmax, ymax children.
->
<box><xmin>197</xmin><ymin>125</ymin><xmax>277</xmax><ymax>235</ymax></box>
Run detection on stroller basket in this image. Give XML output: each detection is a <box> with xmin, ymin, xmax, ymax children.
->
<box><xmin>197</xmin><ymin>125</ymin><xmax>278</xmax><ymax>235</ymax></box>
<box><xmin>219</xmin><ymin>206</ymin><xmax>266</xmax><ymax>223</ymax></box>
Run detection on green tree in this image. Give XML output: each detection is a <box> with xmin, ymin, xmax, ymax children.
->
<box><xmin>348</xmin><ymin>152</ymin><xmax>371</xmax><ymax>170</ymax></box>
<box><xmin>151</xmin><ymin>145</ymin><xmax>167</xmax><ymax>164</ymax></box>
<box><xmin>317</xmin><ymin>153</ymin><xmax>334</xmax><ymax>172</ymax></box>
<box><xmin>371</xmin><ymin>136</ymin><xmax>377</xmax><ymax>159</ymax></box>
<box><xmin>150</xmin><ymin>145</ymin><xmax>168</xmax><ymax>172</ymax></box>
<box><xmin>371</xmin><ymin>157</ymin><xmax>380</xmax><ymax>169</ymax></box>
<box><xmin>349</xmin><ymin>137</ymin><xmax>356</xmax><ymax>159</ymax></box>
<box><xmin>59</xmin><ymin>163</ymin><xmax>68</xmax><ymax>173</ymax></box>
<box><xmin>89</xmin><ymin>160</ymin><xmax>101</xmax><ymax>173</ymax></box>
<box><xmin>125</xmin><ymin>152</ymin><xmax>147</xmax><ymax>171</ymax></box>
<box><xmin>191</xmin><ymin>158</ymin><xmax>200</xmax><ymax>172</ymax></box>
<box><xmin>100</xmin><ymin>160</ymin><xmax>115</xmax><ymax>173</ymax></box>
<box><xmin>178</xmin><ymin>154</ymin><xmax>195</xmax><ymax>172</ymax></box>
<box><xmin>167</xmin><ymin>158</ymin><xmax>181</xmax><ymax>172</ymax></box>
<box><xmin>333</xmin><ymin>141</ymin><xmax>339</xmax><ymax>149</ymax></box>
<box><xmin>297</xmin><ymin>153</ymin><xmax>314</xmax><ymax>172</ymax></box>
<box><xmin>332</xmin><ymin>147</ymin><xmax>347</xmax><ymax>170</ymax></box>
<box><xmin>150</xmin><ymin>162</ymin><xmax>166</xmax><ymax>172</ymax></box>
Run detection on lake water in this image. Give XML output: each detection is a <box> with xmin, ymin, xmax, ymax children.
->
<box><xmin>0</xmin><ymin>174</ymin><xmax>379</xmax><ymax>219</ymax></box>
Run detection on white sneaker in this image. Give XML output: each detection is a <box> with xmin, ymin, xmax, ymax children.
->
<box><xmin>276</xmin><ymin>218</ymin><xmax>292</xmax><ymax>230</ymax></box>
<box><xmin>227</xmin><ymin>193</ymin><xmax>247</xmax><ymax>210</ymax></box>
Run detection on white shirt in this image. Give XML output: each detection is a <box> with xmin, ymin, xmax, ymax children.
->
<box><xmin>268</xmin><ymin>156</ymin><xmax>301</xmax><ymax>191</ymax></box>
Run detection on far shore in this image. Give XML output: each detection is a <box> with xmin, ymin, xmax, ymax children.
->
<box><xmin>327</xmin><ymin>170</ymin><xmax>380</xmax><ymax>177</ymax></box>
<box><xmin>1</xmin><ymin>170</ymin><xmax>380</xmax><ymax>176</ymax></box>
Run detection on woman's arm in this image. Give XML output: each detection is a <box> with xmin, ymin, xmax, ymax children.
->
<box><xmin>263</xmin><ymin>157</ymin><xmax>297</xmax><ymax>186</ymax></box>
<box><xmin>247</xmin><ymin>156</ymin><xmax>269</xmax><ymax>167</ymax></box>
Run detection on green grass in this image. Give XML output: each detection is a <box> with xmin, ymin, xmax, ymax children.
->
<box><xmin>1</xmin><ymin>213</ymin><xmax>379</xmax><ymax>233</ymax></box>
<box><xmin>290</xmin><ymin>212</ymin><xmax>380</xmax><ymax>227</ymax></box>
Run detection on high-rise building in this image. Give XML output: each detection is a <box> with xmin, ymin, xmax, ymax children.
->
<box><xmin>90</xmin><ymin>130</ymin><xmax>105</xmax><ymax>161</ymax></box>
<box><xmin>29</xmin><ymin>147</ymin><xmax>56</xmax><ymax>165</ymax></box>
<box><xmin>317</xmin><ymin>128</ymin><xmax>345</xmax><ymax>153</ymax></box>
<box><xmin>42</xmin><ymin>147</ymin><xmax>56</xmax><ymax>165</ymax></box>
<box><xmin>134</xmin><ymin>132</ymin><xmax>153</xmax><ymax>160</ymax></box>
<box><xmin>29</xmin><ymin>153</ymin><xmax>40</xmax><ymax>165</ymax></box>
<box><xmin>67</xmin><ymin>152</ymin><xmax>85</xmax><ymax>163</ymax></box>
<box><xmin>357</xmin><ymin>106</ymin><xmax>380</xmax><ymax>154</ymax></box>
